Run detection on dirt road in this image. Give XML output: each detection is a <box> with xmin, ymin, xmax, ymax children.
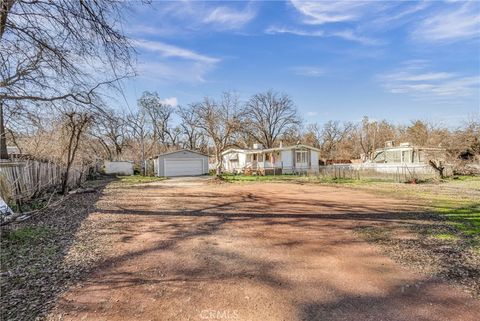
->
<box><xmin>48</xmin><ymin>178</ymin><xmax>480</xmax><ymax>321</ymax></box>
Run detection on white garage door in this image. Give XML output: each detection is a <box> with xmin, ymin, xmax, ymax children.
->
<box><xmin>164</xmin><ymin>158</ymin><xmax>204</xmax><ymax>177</ymax></box>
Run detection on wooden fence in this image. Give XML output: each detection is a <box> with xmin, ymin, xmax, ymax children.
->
<box><xmin>0</xmin><ymin>160</ymin><xmax>88</xmax><ymax>201</ymax></box>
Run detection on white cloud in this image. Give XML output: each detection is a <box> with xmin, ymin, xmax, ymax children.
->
<box><xmin>133</xmin><ymin>40</ymin><xmax>220</xmax><ymax>84</ymax></box>
<box><xmin>413</xmin><ymin>1</ymin><xmax>480</xmax><ymax>43</ymax></box>
<box><xmin>134</xmin><ymin>39</ymin><xmax>219</xmax><ymax>64</ymax></box>
<box><xmin>265</xmin><ymin>26</ymin><xmax>378</xmax><ymax>45</ymax></box>
<box><xmin>133</xmin><ymin>1</ymin><xmax>257</xmax><ymax>35</ymax></box>
<box><xmin>387</xmin><ymin>72</ymin><xmax>453</xmax><ymax>82</ymax></box>
<box><xmin>379</xmin><ymin>63</ymin><xmax>479</xmax><ymax>100</ymax></box>
<box><xmin>265</xmin><ymin>26</ymin><xmax>324</xmax><ymax>37</ymax></box>
<box><xmin>373</xmin><ymin>2</ymin><xmax>429</xmax><ymax>26</ymax></box>
<box><xmin>137</xmin><ymin>61</ymin><xmax>215</xmax><ymax>83</ymax></box>
<box><xmin>160</xmin><ymin>97</ymin><xmax>178</xmax><ymax>106</ymax></box>
<box><xmin>330</xmin><ymin>30</ymin><xmax>380</xmax><ymax>45</ymax></box>
<box><xmin>289</xmin><ymin>0</ymin><xmax>373</xmax><ymax>25</ymax></box>
<box><xmin>306</xmin><ymin>111</ymin><xmax>319</xmax><ymax>117</ymax></box>
<box><xmin>124</xmin><ymin>24</ymin><xmax>179</xmax><ymax>37</ymax></box>
<box><xmin>292</xmin><ymin>66</ymin><xmax>324</xmax><ymax>77</ymax></box>
<box><xmin>203</xmin><ymin>6</ymin><xmax>256</xmax><ymax>29</ymax></box>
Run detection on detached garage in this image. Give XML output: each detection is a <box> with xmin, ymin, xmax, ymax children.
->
<box><xmin>154</xmin><ymin>149</ymin><xmax>209</xmax><ymax>177</ymax></box>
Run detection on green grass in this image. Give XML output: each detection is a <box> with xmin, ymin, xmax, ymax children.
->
<box><xmin>344</xmin><ymin>176</ymin><xmax>480</xmax><ymax>239</ymax></box>
<box><xmin>221</xmin><ymin>174</ymin><xmax>384</xmax><ymax>185</ymax></box>
<box><xmin>377</xmin><ymin>184</ymin><xmax>479</xmax><ymax>237</ymax></box>
<box><xmin>434</xmin><ymin>202</ymin><xmax>480</xmax><ymax>235</ymax></box>
<box><xmin>117</xmin><ymin>175</ymin><xmax>167</xmax><ymax>184</ymax></box>
<box><xmin>4</xmin><ymin>226</ymin><xmax>51</xmax><ymax>244</ymax></box>
<box><xmin>430</xmin><ymin>233</ymin><xmax>459</xmax><ymax>241</ymax></box>
<box><xmin>221</xmin><ymin>174</ymin><xmax>300</xmax><ymax>182</ymax></box>
<box><xmin>225</xmin><ymin>174</ymin><xmax>480</xmax><ymax>240</ymax></box>
<box><xmin>450</xmin><ymin>175</ymin><xmax>480</xmax><ymax>182</ymax></box>
<box><xmin>444</xmin><ymin>175</ymin><xmax>480</xmax><ymax>189</ymax></box>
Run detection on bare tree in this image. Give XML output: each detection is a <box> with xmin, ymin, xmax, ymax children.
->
<box><xmin>167</xmin><ymin>126</ymin><xmax>182</xmax><ymax>148</ymax></box>
<box><xmin>320</xmin><ymin>121</ymin><xmax>354</xmax><ymax>159</ymax></box>
<box><xmin>126</xmin><ymin>110</ymin><xmax>149</xmax><ymax>175</ymax></box>
<box><xmin>91</xmin><ymin>109</ymin><xmax>127</xmax><ymax>161</ymax></box>
<box><xmin>0</xmin><ymin>102</ymin><xmax>7</xmax><ymax>159</ymax></box>
<box><xmin>356</xmin><ymin>117</ymin><xmax>395</xmax><ymax>160</ymax></box>
<box><xmin>405</xmin><ymin>120</ymin><xmax>429</xmax><ymax>146</ymax></box>
<box><xmin>304</xmin><ymin>123</ymin><xmax>322</xmax><ymax>148</ymax></box>
<box><xmin>0</xmin><ymin>0</ymin><xmax>134</xmax><ymax>158</ymax></box>
<box><xmin>191</xmin><ymin>93</ymin><xmax>245</xmax><ymax>176</ymax></box>
<box><xmin>177</xmin><ymin>105</ymin><xmax>206</xmax><ymax>151</ymax></box>
<box><xmin>244</xmin><ymin>90</ymin><xmax>301</xmax><ymax>148</ymax></box>
<box><xmin>138</xmin><ymin>91</ymin><xmax>176</xmax><ymax>152</ymax></box>
<box><xmin>60</xmin><ymin>111</ymin><xmax>93</xmax><ymax>194</ymax></box>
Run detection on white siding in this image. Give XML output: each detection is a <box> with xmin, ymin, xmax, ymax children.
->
<box><xmin>154</xmin><ymin>158</ymin><xmax>159</xmax><ymax>176</ymax></box>
<box><xmin>311</xmin><ymin>151</ymin><xmax>319</xmax><ymax>169</ymax></box>
<box><xmin>104</xmin><ymin>161</ymin><xmax>133</xmax><ymax>175</ymax></box>
<box><xmin>280</xmin><ymin>150</ymin><xmax>292</xmax><ymax>168</ymax></box>
<box><xmin>157</xmin><ymin>150</ymin><xmax>208</xmax><ymax>177</ymax></box>
<box><xmin>164</xmin><ymin>159</ymin><xmax>204</xmax><ymax>177</ymax></box>
<box><xmin>238</xmin><ymin>153</ymin><xmax>247</xmax><ymax>168</ymax></box>
<box><xmin>223</xmin><ymin>151</ymin><xmax>247</xmax><ymax>173</ymax></box>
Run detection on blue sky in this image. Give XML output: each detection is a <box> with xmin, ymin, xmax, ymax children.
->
<box><xmin>118</xmin><ymin>0</ymin><xmax>480</xmax><ymax>126</ymax></box>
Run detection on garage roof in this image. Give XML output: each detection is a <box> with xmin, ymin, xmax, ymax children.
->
<box><xmin>156</xmin><ymin>149</ymin><xmax>208</xmax><ymax>158</ymax></box>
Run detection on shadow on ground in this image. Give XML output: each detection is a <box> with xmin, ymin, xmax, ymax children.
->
<box><xmin>45</xmin><ymin>181</ymin><xmax>480</xmax><ymax>320</ymax></box>
<box><xmin>0</xmin><ymin>178</ymin><xmax>115</xmax><ymax>321</ymax></box>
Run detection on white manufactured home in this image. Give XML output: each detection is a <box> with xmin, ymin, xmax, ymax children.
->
<box><xmin>153</xmin><ymin>149</ymin><xmax>209</xmax><ymax>177</ymax></box>
<box><xmin>222</xmin><ymin>144</ymin><xmax>320</xmax><ymax>175</ymax></box>
<box><xmin>371</xmin><ymin>142</ymin><xmax>446</xmax><ymax>164</ymax></box>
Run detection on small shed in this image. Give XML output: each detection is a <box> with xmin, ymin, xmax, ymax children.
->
<box><xmin>104</xmin><ymin>161</ymin><xmax>134</xmax><ymax>175</ymax></box>
<box><xmin>154</xmin><ymin>149</ymin><xmax>208</xmax><ymax>177</ymax></box>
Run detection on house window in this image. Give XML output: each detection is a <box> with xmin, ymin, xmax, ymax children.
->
<box><xmin>296</xmin><ymin>150</ymin><xmax>308</xmax><ymax>163</ymax></box>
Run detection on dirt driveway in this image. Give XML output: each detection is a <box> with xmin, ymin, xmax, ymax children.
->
<box><xmin>48</xmin><ymin>178</ymin><xmax>480</xmax><ymax>321</ymax></box>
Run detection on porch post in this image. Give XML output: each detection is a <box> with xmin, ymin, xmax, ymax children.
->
<box><xmin>292</xmin><ymin>148</ymin><xmax>296</xmax><ymax>173</ymax></box>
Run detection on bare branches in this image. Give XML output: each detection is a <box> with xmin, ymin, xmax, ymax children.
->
<box><xmin>60</xmin><ymin>110</ymin><xmax>93</xmax><ymax>194</ymax></box>
<box><xmin>245</xmin><ymin>90</ymin><xmax>301</xmax><ymax>148</ymax></box>
<box><xmin>90</xmin><ymin>109</ymin><xmax>128</xmax><ymax>161</ymax></box>
<box><xmin>0</xmin><ymin>0</ymin><xmax>15</xmax><ymax>39</ymax></box>
<box><xmin>138</xmin><ymin>91</ymin><xmax>176</xmax><ymax>151</ymax></box>
<box><xmin>177</xmin><ymin>105</ymin><xmax>206</xmax><ymax>152</ymax></box>
<box><xmin>0</xmin><ymin>0</ymin><xmax>135</xmax><ymax>158</ymax></box>
<box><xmin>189</xmin><ymin>92</ymin><xmax>246</xmax><ymax>176</ymax></box>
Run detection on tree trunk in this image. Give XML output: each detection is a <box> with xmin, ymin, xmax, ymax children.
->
<box><xmin>0</xmin><ymin>0</ymin><xmax>15</xmax><ymax>40</ymax></box>
<box><xmin>141</xmin><ymin>135</ymin><xmax>145</xmax><ymax>176</ymax></box>
<box><xmin>429</xmin><ymin>160</ymin><xmax>445</xmax><ymax>179</ymax></box>
<box><xmin>61</xmin><ymin>163</ymin><xmax>71</xmax><ymax>195</ymax></box>
<box><xmin>0</xmin><ymin>101</ymin><xmax>9</xmax><ymax>159</ymax></box>
<box><xmin>215</xmin><ymin>151</ymin><xmax>222</xmax><ymax>177</ymax></box>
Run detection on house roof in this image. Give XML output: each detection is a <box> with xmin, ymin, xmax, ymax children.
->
<box><xmin>222</xmin><ymin>144</ymin><xmax>321</xmax><ymax>155</ymax></box>
<box><xmin>104</xmin><ymin>160</ymin><xmax>134</xmax><ymax>163</ymax></box>
<box><xmin>374</xmin><ymin>146</ymin><xmax>446</xmax><ymax>153</ymax></box>
<box><xmin>155</xmin><ymin>149</ymin><xmax>208</xmax><ymax>158</ymax></box>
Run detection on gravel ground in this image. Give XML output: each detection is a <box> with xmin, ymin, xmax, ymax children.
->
<box><xmin>44</xmin><ymin>178</ymin><xmax>479</xmax><ymax>321</ymax></box>
<box><xmin>346</xmin><ymin>178</ymin><xmax>480</xmax><ymax>297</ymax></box>
<box><xmin>2</xmin><ymin>177</ymin><xmax>479</xmax><ymax>321</ymax></box>
<box><xmin>356</xmin><ymin>213</ymin><xmax>480</xmax><ymax>297</ymax></box>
